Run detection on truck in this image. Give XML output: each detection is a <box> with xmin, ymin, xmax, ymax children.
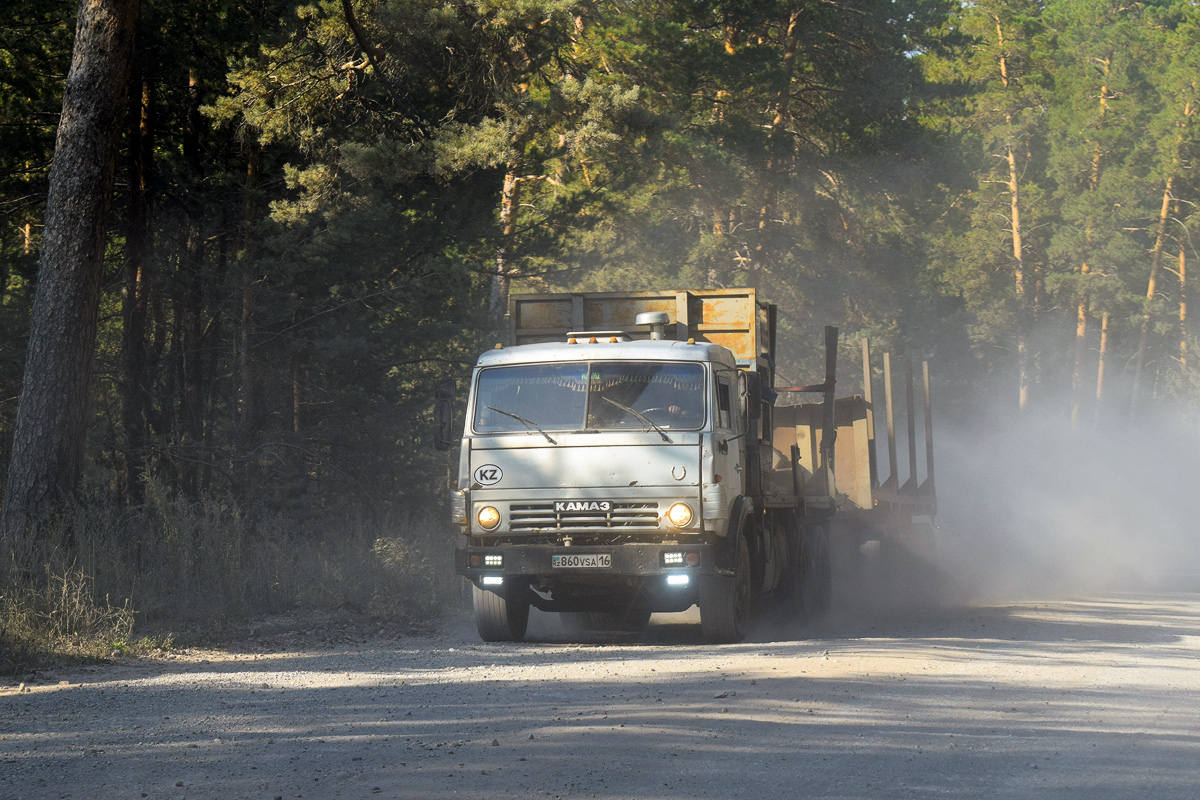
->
<box><xmin>444</xmin><ymin>288</ymin><xmax>936</xmax><ymax>643</ymax></box>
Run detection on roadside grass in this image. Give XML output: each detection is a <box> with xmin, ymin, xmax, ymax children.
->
<box><xmin>0</xmin><ymin>487</ymin><xmax>458</xmax><ymax>676</ymax></box>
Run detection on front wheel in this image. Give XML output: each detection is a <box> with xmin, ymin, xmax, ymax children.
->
<box><xmin>473</xmin><ymin>583</ymin><xmax>530</xmax><ymax>642</ymax></box>
<box><xmin>700</xmin><ymin>534</ymin><xmax>752</xmax><ymax>643</ymax></box>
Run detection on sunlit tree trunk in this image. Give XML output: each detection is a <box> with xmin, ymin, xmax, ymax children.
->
<box><xmin>754</xmin><ymin>9</ymin><xmax>800</xmax><ymax>281</ymax></box>
<box><xmin>2</xmin><ymin>0</ymin><xmax>141</xmax><ymax>548</ymax></box>
<box><xmin>1072</xmin><ymin>65</ymin><xmax>1109</xmax><ymax>429</ymax></box>
<box><xmin>1180</xmin><ymin>247</ymin><xmax>1188</xmax><ymax>377</ymax></box>
<box><xmin>1133</xmin><ymin>100</ymin><xmax>1192</xmax><ymax>414</ymax></box>
<box><xmin>994</xmin><ymin>16</ymin><xmax>1032</xmax><ymax>413</ymax></box>
<box><xmin>490</xmin><ymin>165</ymin><xmax>520</xmax><ymax>326</ymax></box>
<box><xmin>1095</xmin><ymin>311</ymin><xmax>1108</xmax><ymax>425</ymax></box>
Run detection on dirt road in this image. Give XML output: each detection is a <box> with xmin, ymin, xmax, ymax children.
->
<box><xmin>3</xmin><ymin>591</ymin><xmax>1199</xmax><ymax>800</ymax></box>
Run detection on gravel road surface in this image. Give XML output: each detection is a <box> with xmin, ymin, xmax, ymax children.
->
<box><xmin>3</xmin><ymin>590</ymin><xmax>1200</xmax><ymax>800</ymax></box>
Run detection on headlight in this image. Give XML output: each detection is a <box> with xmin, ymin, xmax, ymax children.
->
<box><xmin>477</xmin><ymin>506</ymin><xmax>501</xmax><ymax>530</ymax></box>
<box><xmin>666</xmin><ymin>502</ymin><xmax>693</xmax><ymax>528</ymax></box>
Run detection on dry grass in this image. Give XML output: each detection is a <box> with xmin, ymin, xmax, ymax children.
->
<box><xmin>0</xmin><ymin>484</ymin><xmax>458</xmax><ymax>675</ymax></box>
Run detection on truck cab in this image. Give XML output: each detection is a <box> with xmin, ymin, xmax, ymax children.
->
<box><xmin>454</xmin><ymin>334</ymin><xmax>748</xmax><ymax>638</ymax></box>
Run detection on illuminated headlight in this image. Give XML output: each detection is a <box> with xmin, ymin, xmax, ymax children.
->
<box><xmin>477</xmin><ymin>506</ymin><xmax>501</xmax><ymax>530</ymax></box>
<box><xmin>481</xmin><ymin>576</ymin><xmax>504</xmax><ymax>586</ymax></box>
<box><xmin>484</xmin><ymin>554</ymin><xmax>503</xmax><ymax>567</ymax></box>
<box><xmin>666</xmin><ymin>503</ymin><xmax>693</xmax><ymax>528</ymax></box>
<box><xmin>663</xmin><ymin>552</ymin><xmax>684</xmax><ymax>565</ymax></box>
<box><xmin>666</xmin><ymin>574</ymin><xmax>690</xmax><ymax>586</ymax></box>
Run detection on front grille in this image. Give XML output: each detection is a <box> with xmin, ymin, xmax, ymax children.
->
<box><xmin>510</xmin><ymin>502</ymin><xmax>659</xmax><ymax>532</ymax></box>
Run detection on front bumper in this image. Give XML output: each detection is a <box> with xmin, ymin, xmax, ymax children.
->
<box><xmin>455</xmin><ymin>542</ymin><xmax>717</xmax><ymax>579</ymax></box>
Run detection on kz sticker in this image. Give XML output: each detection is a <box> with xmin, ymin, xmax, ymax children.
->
<box><xmin>473</xmin><ymin>464</ymin><xmax>503</xmax><ymax>486</ymax></box>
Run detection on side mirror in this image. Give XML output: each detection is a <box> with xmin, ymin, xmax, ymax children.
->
<box><xmin>434</xmin><ymin>378</ymin><xmax>457</xmax><ymax>451</ymax></box>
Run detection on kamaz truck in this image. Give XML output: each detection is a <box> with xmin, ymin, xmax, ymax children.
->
<box><xmin>446</xmin><ymin>289</ymin><xmax>935</xmax><ymax>643</ymax></box>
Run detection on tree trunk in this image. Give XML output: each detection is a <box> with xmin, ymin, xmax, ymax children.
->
<box><xmin>1071</xmin><ymin>275</ymin><xmax>1090</xmax><ymax>430</ymax></box>
<box><xmin>1</xmin><ymin>0</ymin><xmax>141</xmax><ymax>548</ymax></box>
<box><xmin>120</xmin><ymin>73</ymin><xmax>152</xmax><ymax>503</ymax></box>
<box><xmin>1008</xmin><ymin>143</ymin><xmax>1030</xmax><ymax>413</ymax></box>
<box><xmin>1095</xmin><ymin>311</ymin><xmax>1108</xmax><ymax>426</ymax></box>
<box><xmin>994</xmin><ymin>16</ymin><xmax>1032</xmax><ymax>413</ymax></box>
<box><xmin>1179</xmin><ymin>247</ymin><xmax>1187</xmax><ymax>378</ymax></box>
<box><xmin>234</xmin><ymin>144</ymin><xmax>261</xmax><ymax>497</ymax></box>
<box><xmin>179</xmin><ymin>65</ymin><xmax>205</xmax><ymax>496</ymax></box>
<box><xmin>1130</xmin><ymin>177</ymin><xmax>1174</xmax><ymax>415</ymax></box>
<box><xmin>754</xmin><ymin>10</ymin><xmax>800</xmax><ymax>278</ymax></box>
<box><xmin>489</xmin><ymin>166</ymin><xmax>520</xmax><ymax>326</ymax></box>
<box><xmin>1072</xmin><ymin>65</ymin><xmax>1109</xmax><ymax>428</ymax></box>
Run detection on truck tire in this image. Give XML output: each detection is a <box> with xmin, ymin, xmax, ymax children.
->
<box><xmin>472</xmin><ymin>583</ymin><xmax>530</xmax><ymax>642</ymax></box>
<box><xmin>700</xmin><ymin>534</ymin><xmax>751</xmax><ymax>643</ymax></box>
<box><xmin>813</xmin><ymin>525</ymin><xmax>832</xmax><ymax>614</ymax></box>
<box><xmin>777</xmin><ymin>523</ymin><xmax>831</xmax><ymax>622</ymax></box>
<box><xmin>799</xmin><ymin>524</ymin><xmax>833</xmax><ymax>615</ymax></box>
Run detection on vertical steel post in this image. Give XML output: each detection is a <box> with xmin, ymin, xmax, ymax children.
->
<box><xmin>906</xmin><ymin>360</ymin><xmax>918</xmax><ymax>492</ymax></box>
<box><xmin>923</xmin><ymin>361</ymin><xmax>935</xmax><ymax>493</ymax></box>
<box><xmin>883</xmin><ymin>352</ymin><xmax>897</xmax><ymax>489</ymax></box>
<box><xmin>861</xmin><ymin>338</ymin><xmax>878</xmax><ymax>489</ymax></box>
<box><xmin>820</xmin><ymin>326</ymin><xmax>839</xmax><ymax>494</ymax></box>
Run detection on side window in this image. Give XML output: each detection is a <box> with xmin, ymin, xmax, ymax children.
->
<box><xmin>716</xmin><ymin>376</ymin><xmax>733</xmax><ymax>431</ymax></box>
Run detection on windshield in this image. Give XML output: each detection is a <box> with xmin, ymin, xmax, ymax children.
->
<box><xmin>472</xmin><ymin>361</ymin><xmax>706</xmax><ymax>434</ymax></box>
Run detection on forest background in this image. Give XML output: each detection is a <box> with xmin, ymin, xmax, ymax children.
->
<box><xmin>3</xmin><ymin>0</ymin><xmax>1199</xmax><ymax>663</ymax></box>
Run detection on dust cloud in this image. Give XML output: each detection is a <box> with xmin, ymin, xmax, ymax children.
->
<box><xmin>932</xmin><ymin>414</ymin><xmax>1200</xmax><ymax>603</ymax></box>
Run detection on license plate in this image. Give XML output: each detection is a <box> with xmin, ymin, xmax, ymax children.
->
<box><xmin>552</xmin><ymin>553</ymin><xmax>612</xmax><ymax>569</ymax></box>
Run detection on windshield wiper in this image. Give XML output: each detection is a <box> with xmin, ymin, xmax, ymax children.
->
<box><xmin>601</xmin><ymin>397</ymin><xmax>670</xmax><ymax>442</ymax></box>
<box><xmin>486</xmin><ymin>406</ymin><xmax>557</xmax><ymax>444</ymax></box>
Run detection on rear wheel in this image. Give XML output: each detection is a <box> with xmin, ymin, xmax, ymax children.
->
<box><xmin>473</xmin><ymin>583</ymin><xmax>530</xmax><ymax>642</ymax></box>
<box><xmin>700</xmin><ymin>534</ymin><xmax>752</xmax><ymax>643</ymax></box>
<box><xmin>812</xmin><ymin>525</ymin><xmax>832</xmax><ymax>614</ymax></box>
<box><xmin>778</xmin><ymin>523</ymin><xmax>831</xmax><ymax>622</ymax></box>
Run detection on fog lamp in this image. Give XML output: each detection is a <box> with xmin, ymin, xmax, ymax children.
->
<box><xmin>484</xmin><ymin>554</ymin><xmax>503</xmax><ymax>567</ymax></box>
<box><xmin>663</xmin><ymin>552</ymin><xmax>684</xmax><ymax>565</ymax></box>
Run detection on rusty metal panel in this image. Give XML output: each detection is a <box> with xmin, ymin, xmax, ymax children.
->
<box><xmin>773</xmin><ymin>398</ymin><xmax>872</xmax><ymax>510</ymax></box>
<box><xmin>511</xmin><ymin>296</ymin><xmax>577</xmax><ymax>345</ymax></box>
<box><xmin>509</xmin><ymin>288</ymin><xmax>772</xmax><ymax>365</ymax></box>
<box><xmin>832</xmin><ymin>396</ymin><xmax>873</xmax><ymax>510</ymax></box>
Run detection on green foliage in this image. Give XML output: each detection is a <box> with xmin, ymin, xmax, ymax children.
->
<box><xmin>5</xmin><ymin>0</ymin><xmax>1200</xmax><ymax>645</ymax></box>
<box><xmin>0</xmin><ymin>483</ymin><xmax>457</xmax><ymax>671</ymax></box>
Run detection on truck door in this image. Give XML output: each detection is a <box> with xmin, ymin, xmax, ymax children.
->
<box><xmin>712</xmin><ymin>370</ymin><xmax>744</xmax><ymax>496</ymax></box>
